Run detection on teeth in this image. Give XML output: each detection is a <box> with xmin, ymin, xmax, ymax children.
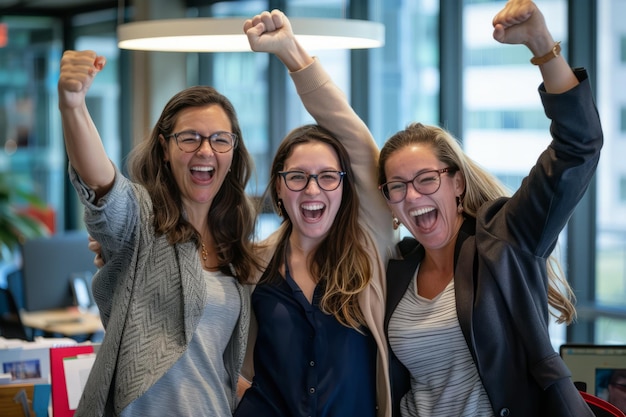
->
<box><xmin>190</xmin><ymin>166</ymin><xmax>215</xmax><ymax>172</ymax></box>
<box><xmin>409</xmin><ymin>207</ymin><xmax>435</xmax><ymax>217</ymax></box>
<box><xmin>302</xmin><ymin>203</ymin><xmax>325</xmax><ymax>211</ymax></box>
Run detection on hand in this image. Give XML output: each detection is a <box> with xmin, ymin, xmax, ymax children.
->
<box><xmin>492</xmin><ymin>0</ymin><xmax>553</xmax><ymax>56</ymax></box>
<box><xmin>237</xmin><ymin>375</ymin><xmax>252</xmax><ymax>399</ymax></box>
<box><xmin>243</xmin><ymin>9</ymin><xmax>313</xmax><ymax>72</ymax></box>
<box><xmin>243</xmin><ymin>9</ymin><xmax>295</xmax><ymax>55</ymax></box>
<box><xmin>58</xmin><ymin>50</ymin><xmax>106</xmax><ymax>110</ymax></box>
<box><xmin>87</xmin><ymin>235</ymin><xmax>105</xmax><ymax>268</ymax></box>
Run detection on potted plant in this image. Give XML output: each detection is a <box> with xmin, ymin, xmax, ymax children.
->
<box><xmin>0</xmin><ymin>172</ymin><xmax>50</xmax><ymax>261</ymax></box>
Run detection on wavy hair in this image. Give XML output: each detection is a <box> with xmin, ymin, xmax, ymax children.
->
<box><xmin>378</xmin><ymin>122</ymin><xmax>577</xmax><ymax>324</ymax></box>
<box><xmin>261</xmin><ymin>124</ymin><xmax>372</xmax><ymax>330</ymax></box>
<box><xmin>126</xmin><ymin>85</ymin><xmax>260</xmax><ymax>284</ymax></box>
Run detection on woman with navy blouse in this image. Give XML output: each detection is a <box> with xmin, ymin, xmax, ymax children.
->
<box><xmin>235</xmin><ymin>10</ymin><xmax>397</xmax><ymax>417</ymax></box>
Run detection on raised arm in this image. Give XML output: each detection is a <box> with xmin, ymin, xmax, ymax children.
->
<box><xmin>58</xmin><ymin>50</ymin><xmax>115</xmax><ymax>200</ymax></box>
<box><xmin>243</xmin><ymin>10</ymin><xmax>394</xmax><ymax>251</ymax></box>
<box><xmin>492</xmin><ymin>0</ymin><xmax>578</xmax><ymax>94</ymax></box>
<box><xmin>489</xmin><ymin>0</ymin><xmax>602</xmax><ymax>255</ymax></box>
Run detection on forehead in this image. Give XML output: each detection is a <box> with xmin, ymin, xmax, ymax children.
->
<box><xmin>173</xmin><ymin>104</ymin><xmax>231</xmax><ymax>132</ymax></box>
<box><xmin>284</xmin><ymin>141</ymin><xmax>340</xmax><ymax>169</ymax></box>
<box><xmin>385</xmin><ymin>144</ymin><xmax>439</xmax><ymax>173</ymax></box>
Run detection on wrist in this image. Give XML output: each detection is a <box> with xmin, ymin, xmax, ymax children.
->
<box><xmin>530</xmin><ymin>41</ymin><xmax>561</xmax><ymax>65</ymax></box>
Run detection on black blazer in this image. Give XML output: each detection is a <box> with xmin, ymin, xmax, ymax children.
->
<box><xmin>384</xmin><ymin>69</ymin><xmax>602</xmax><ymax>417</ymax></box>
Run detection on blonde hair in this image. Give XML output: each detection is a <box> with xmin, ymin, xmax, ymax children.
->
<box><xmin>378</xmin><ymin>123</ymin><xmax>577</xmax><ymax>324</ymax></box>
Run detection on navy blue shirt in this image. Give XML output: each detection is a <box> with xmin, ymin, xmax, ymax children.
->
<box><xmin>235</xmin><ymin>264</ymin><xmax>377</xmax><ymax>417</ymax></box>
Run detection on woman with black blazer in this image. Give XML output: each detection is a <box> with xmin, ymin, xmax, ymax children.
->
<box><xmin>379</xmin><ymin>1</ymin><xmax>603</xmax><ymax>415</ymax></box>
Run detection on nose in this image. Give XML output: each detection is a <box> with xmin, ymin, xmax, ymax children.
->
<box><xmin>405</xmin><ymin>182</ymin><xmax>424</xmax><ymax>200</ymax></box>
<box><xmin>304</xmin><ymin>176</ymin><xmax>321</xmax><ymax>195</ymax></box>
<box><xmin>196</xmin><ymin>138</ymin><xmax>215</xmax><ymax>155</ymax></box>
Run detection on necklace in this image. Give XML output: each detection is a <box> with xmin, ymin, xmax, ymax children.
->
<box><xmin>201</xmin><ymin>241</ymin><xmax>219</xmax><ymax>271</ymax></box>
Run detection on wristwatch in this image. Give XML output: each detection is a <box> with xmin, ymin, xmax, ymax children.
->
<box><xmin>530</xmin><ymin>41</ymin><xmax>561</xmax><ymax>65</ymax></box>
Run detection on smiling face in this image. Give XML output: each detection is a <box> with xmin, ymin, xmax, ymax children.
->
<box><xmin>384</xmin><ymin>143</ymin><xmax>464</xmax><ymax>251</ymax></box>
<box><xmin>160</xmin><ymin>104</ymin><xmax>234</xmax><ymax>221</ymax></box>
<box><xmin>277</xmin><ymin>141</ymin><xmax>343</xmax><ymax>248</ymax></box>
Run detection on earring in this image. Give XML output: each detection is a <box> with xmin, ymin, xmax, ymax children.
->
<box><xmin>392</xmin><ymin>217</ymin><xmax>401</xmax><ymax>230</ymax></box>
<box><xmin>277</xmin><ymin>200</ymin><xmax>285</xmax><ymax>217</ymax></box>
<box><xmin>457</xmin><ymin>195</ymin><xmax>464</xmax><ymax>214</ymax></box>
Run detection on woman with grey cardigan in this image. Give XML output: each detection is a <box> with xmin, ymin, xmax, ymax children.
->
<box><xmin>58</xmin><ymin>50</ymin><xmax>259</xmax><ymax>416</ymax></box>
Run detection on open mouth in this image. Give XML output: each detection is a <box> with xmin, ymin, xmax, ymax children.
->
<box><xmin>301</xmin><ymin>202</ymin><xmax>325</xmax><ymax>220</ymax></box>
<box><xmin>190</xmin><ymin>166</ymin><xmax>215</xmax><ymax>182</ymax></box>
<box><xmin>409</xmin><ymin>206</ymin><xmax>437</xmax><ymax>230</ymax></box>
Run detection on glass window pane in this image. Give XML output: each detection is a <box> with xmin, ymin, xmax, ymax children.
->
<box><xmin>596</xmin><ymin>317</ymin><xmax>626</xmax><ymax>344</ymax></box>
<box><xmin>596</xmin><ymin>0</ymin><xmax>626</xmax><ymax>341</ymax></box>
<box><xmin>369</xmin><ymin>0</ymin><xmax>440</xmax><ymax>148</ymax></box>
<box><xmin>284</xmin><ymin>1</ymin><xmax>350</xmax><ymax>128</ymax></box>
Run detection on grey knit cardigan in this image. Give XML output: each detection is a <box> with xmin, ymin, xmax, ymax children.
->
<box><xmin>69</xmin><ymin>166</ymin><xmax>251</xmax><ymax>417</ymax></box>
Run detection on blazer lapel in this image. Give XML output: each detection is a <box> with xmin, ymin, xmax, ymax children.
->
<box><xmin>453</xmin><ymin>217</ymin><xmax>478</xmax><ymax>360</ymax></box>
<box><xmin>384</xmin><ymin>237</ymin><xmax>423</xmax><ymax>332</ymax></box>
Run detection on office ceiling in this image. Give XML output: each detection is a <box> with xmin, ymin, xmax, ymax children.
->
<box><xmin>0</xmin><ymin>0</ymin><xmax>118</xmax><ymax>16</ymax></box>
<box><xmin>0</xmin><ymin>0</ymin><xmax>101</xmax><ymax>7</ymax></box>
<box><xmin>0</xmin><ymin>0</ymin><xmax>232</xmax><ymax>15</ymax></box>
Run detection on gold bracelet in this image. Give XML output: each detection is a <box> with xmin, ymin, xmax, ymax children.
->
<box><xmin>530</xmin><ymin>41</ymin><xmax>561</xmax><ymax>65</ymax></box>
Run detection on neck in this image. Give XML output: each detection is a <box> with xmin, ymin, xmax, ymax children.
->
<box><xmin>288</xmin><ymin>231</ymin><xmax>321</xmax><ymax>257</ymax></box>
<box><xmin>200</xmin><ymin>240</ymin><xmax>220</xmax><ymax>271</ymax></box>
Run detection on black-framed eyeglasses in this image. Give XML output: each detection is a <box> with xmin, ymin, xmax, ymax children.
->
<box><xmin>379</xmin><ymin>167</ymin><xmax>453</xmax><ymax>203</ymax></box>
<box><xmin>167</xmin><ymin>130</ymin><xmax>237</xmax><ymax>153</ymax></box>
<box><xmin>278</xmin><ymin>170</ymin><xmax>346</xmax><ymax>192</ymax></box>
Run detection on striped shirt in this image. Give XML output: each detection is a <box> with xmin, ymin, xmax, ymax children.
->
<box><xmin>388</xmin><ymin>274</ymin><xmax>493</xmax><ymax>417</ymax></box>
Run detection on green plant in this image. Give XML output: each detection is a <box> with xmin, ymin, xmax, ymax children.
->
<box><xmin>0</xmin><ymin>172</ymin><xmax>50</xmax><ymax>258</ymax></box>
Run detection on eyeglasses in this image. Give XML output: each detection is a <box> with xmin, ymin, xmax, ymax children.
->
<box><xmin>278</xmin><ymin>170</ymin><xmax>346</xmax><ymax>192</ymax></box>
<box><xmin>610</xmin><ymin>382</ymin><xmax>626</xmax><ymax>392</ymax></box>
<box><xmin>167</xmin><ymin>130</ymin><xmax>237</xmax><ymax>153</ymax></box>
<box><xmin>380</xmin><ymin>167</ymin><xmax>453</xmax><ymax>203</ymax></box>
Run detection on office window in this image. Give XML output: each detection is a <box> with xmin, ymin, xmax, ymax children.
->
<box><xmin>466</xmin><ymin>109</ymin><xmax>549</xmax><ymax>130</ymax></box>
<box><xmin>596</xmin><ymin>0</ymin><xmax>626</xmax><ymax>343</ymax></box>
<box><xmin>0</xmin><ymin>16</ymin><xmax>64</xmax><ymax>229</ymax></box>
<box><xmin>369</xmin><ymin>0</ymin><xmax>439</xmax><ymax>146</ymax></box>
<box><xmin>462</xmin><ymin>0</ymin><xmax>568</xmax><ymax>347</ymax></box>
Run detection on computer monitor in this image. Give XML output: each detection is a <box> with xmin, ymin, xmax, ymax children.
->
<box><xmin>21</xmin><ymin>231</ymin><xmax>97</xmax><ymax>312</ymax></box>
<box><xmin>560</xmin><ymin>343</ymin><xmax>626</xmax><ymax>412</ymax></box>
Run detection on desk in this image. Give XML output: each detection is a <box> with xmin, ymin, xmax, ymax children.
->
<box><xmin>20</xmin><ymin>307</ymin><xmax>104</xmax><ymax>337</ymax></box>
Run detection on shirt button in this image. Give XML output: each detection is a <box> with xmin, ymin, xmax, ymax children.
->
<box><xmin>499</xmin><ymin>408</ymin><xmax>510</xmax><ymax>416</ymax></box>
<box><xmin>309</xmin><ymin>361</ymin><xmax>315</xmax><ymax>367</ymax></box>
<box><xmin>309</xmin><ymin>387</ymin><xmax>316</xmax><ymax>394</ymax></box>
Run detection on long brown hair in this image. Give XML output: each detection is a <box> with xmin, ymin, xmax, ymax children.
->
<box><xmin>127</xmin><ymin>85</ymin><xmax>260</xmax><ymax>283</ymax></box>
<box><xmin>378</xmin><ymin>122</ymin><xmax>577</xmax><ymax>324</ymax></box>
<box><xmin>261</xmin><ymin>124</ymin><xmax>372</xmax><ymax>329</ymax></box>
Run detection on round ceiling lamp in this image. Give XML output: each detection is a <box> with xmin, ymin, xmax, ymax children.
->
<box><xmin>117</xmin><ymin>17</ymin><xmax>385</xmax><ymax>52</ymax></box>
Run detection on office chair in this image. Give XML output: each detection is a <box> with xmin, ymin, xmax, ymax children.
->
<box><xmin>580</xmin><ymin>390</ymin><xmax>626</xmax><ymax>417</ymax></box>
<box><xmin>0</xmin><ymin>287</ymin><xmax>30</xmax><ymax>341</ymax></box>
